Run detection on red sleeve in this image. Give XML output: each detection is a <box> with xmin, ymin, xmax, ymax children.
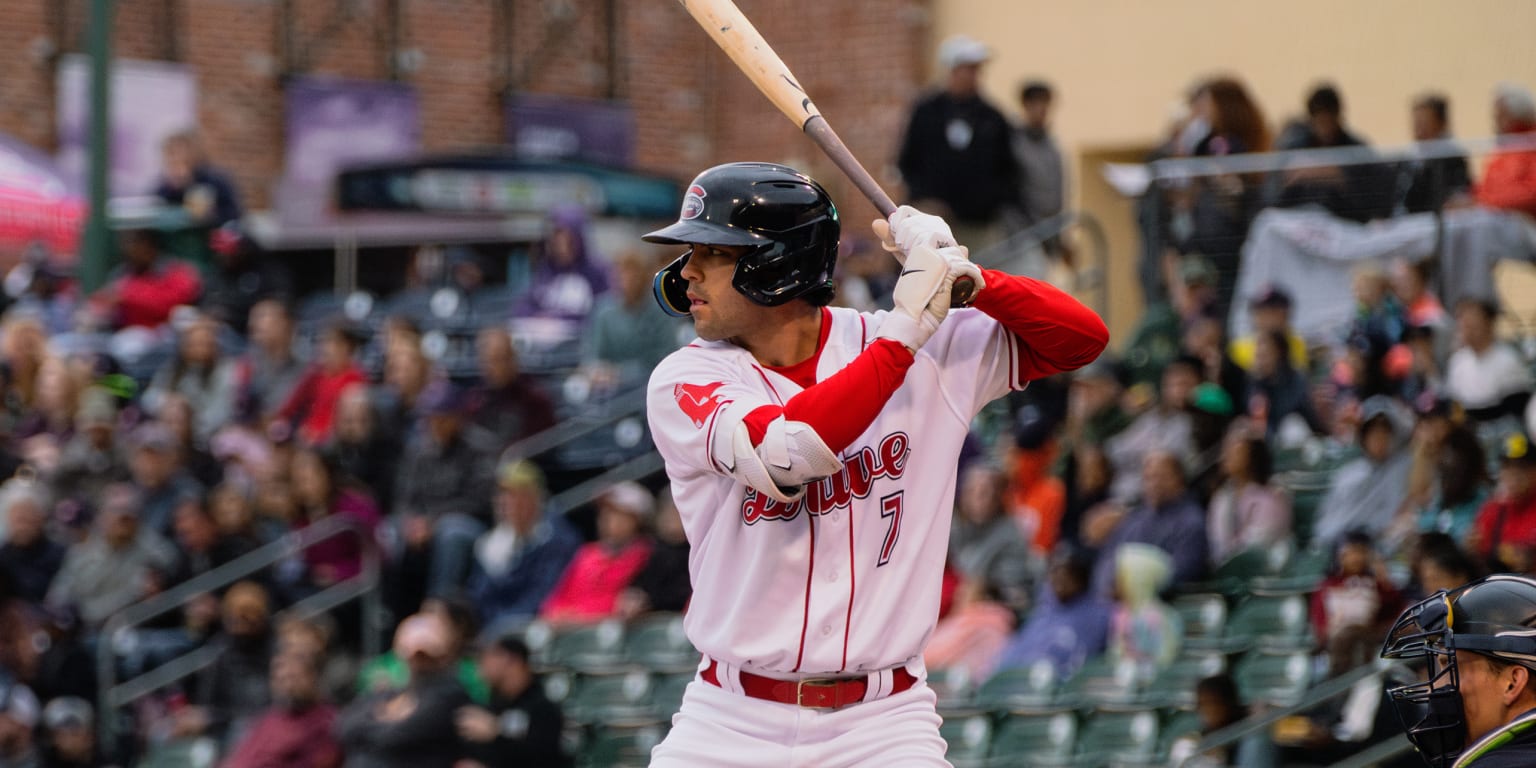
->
<box><xmin>970</xmin><ymin>268</ymin><xmax>1109</xmax><ymax>382</ymax></box>
<box><xmin>276</xmin><ymin>368</ymin><xmax>318</xmax><ymax>421</ymax></box>
<box><xmin>168</xmin><ymin>262</ymin><xmax>204</xmax><ymax>306</ymax></box>
<box><xmin>740</xmin><ymin>338</ymin><xmax>915</xmax><ymax>454</ymax></box>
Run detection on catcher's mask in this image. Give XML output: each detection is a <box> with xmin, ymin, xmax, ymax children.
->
<box><xmin>1380</xmin><ymin>575</ymin><xmax>1536</xmax><ymax>767</ymax></box>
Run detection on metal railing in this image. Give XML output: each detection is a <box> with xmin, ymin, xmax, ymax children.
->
<box><xmin>96</xmin><ymin>515</ymin><xmax>383</xmax><ymax>747</ymax></box>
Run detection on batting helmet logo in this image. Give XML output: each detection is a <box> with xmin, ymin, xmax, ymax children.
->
<box><xmin>681</xmin><ymin>185</ymin><xmax>707</xmax><ymax>220</ymax></box>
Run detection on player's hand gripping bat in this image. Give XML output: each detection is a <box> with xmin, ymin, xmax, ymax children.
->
<box><xmin>675</xmin><ymin>0</ymin><xmax>978</xmax><ymax>307</ymax></box>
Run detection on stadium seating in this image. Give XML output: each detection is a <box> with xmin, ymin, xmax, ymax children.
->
<box><xmin>1145</xmin><ymin>651</ymin><xmax>1228</xmax><ymax>708</ymax></box>
<box><xmin>1234</xmin><ymin>649</ymin><xmax>1315</xmax><ymax>707</ymax></box>
<box><xmin>532</xmin><ymin>619</ymin><xmax>629</xmax><ymax>672</ymax></box>
<box><xmin>1074</xmin><ymin>707</ymin><xmax>1161</xmax><ymax>766</ymax></box>
<box><xmin>577</xmin><ymin>719</ymin><xmax>669</xmax><ymax>768</ymax></box>
<box><xmin>563</xmin><ymin>670</ymin><xmax>656</xmax><ymax>725</ymax></box>
<box><xmin>987</xmin><ymin>708</ymin><xmax>1079</xmax><ymax>766</ymax></box>
<box><xmin>623</xmin><ymin>613</ymin><xmax>698</xmax><ymax>672</ymax></box>
<box><xmin>1224</xmin><ymin>594</ymin><xmax>1314</xmax><ymax>651</ymax></box>
<box><xmin>975</xmin><ymin>661</ymin><xmax>1058</xmax><ymax>710</ymax></box>
<box><xmin>649</xmin><ymin>670</ymin><xmax>694</xmax><ymax>720</ymax></box>
<box><xmin>937</xmin><ymin>709</ymin><xmax>993</xmax><ymax>768</ymax></box>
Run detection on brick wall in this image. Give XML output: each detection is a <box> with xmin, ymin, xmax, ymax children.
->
<box><xmin>0</xmin><ymin>0</ymin><xmax>931</xmax><ymax>228</ymax></box>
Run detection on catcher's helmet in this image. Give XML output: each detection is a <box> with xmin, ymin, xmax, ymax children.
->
<box><xmin>1380</xmin><ymin>574</ymin><xmax>1536</xmax><ymax>767</ymax></box>
<box><xmin>644</xmin><ymin>162</ymin><xmax>838</xmax><ymax>317</ymax></box>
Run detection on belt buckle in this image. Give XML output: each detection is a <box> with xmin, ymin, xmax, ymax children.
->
<box><xmin>796</xmin><ymin>678</ymin><xmax>842</xmax><ymax>709</ymax></box>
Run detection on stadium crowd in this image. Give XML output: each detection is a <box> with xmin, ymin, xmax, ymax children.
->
<box><xmin>0</xmin><ymin>30</ymin><xmax>1534</xmax><ymax>768</ymax></box>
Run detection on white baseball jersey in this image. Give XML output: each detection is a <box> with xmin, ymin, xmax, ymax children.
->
<box><xmin>647</xmin><ymin>305</ymin><xmax>1027</xmax><ymax>676</ymax></box>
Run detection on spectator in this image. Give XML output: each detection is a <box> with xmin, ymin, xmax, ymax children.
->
<box><xmin>45</xmin><ymin>484</ymin><xmax>176</xmax><ymax>628</ymax></box>
<box><xmin>38</xmin><ymin>697</ymin><xmax>101</xmax><ymax>768</ymax></box>
<box><xmin>1090</xmin><ymin>451</ymin><xmax>1209</xmax><ymax>595</ymax></box>
<box><xmin>337</xmin><ymin>613</ymin><xmax>472</xmax><ymax>768</ymax></box>
<box><xmin>1473</xmin><ymin>83</ymin><xmax>1536</xmax><ymax>217</ymax></box>
<box><xmin>357</xmin><ymin>597</ymin><xmax>489</xmax><ymax>705</ymax></box>
<box><xmin>1349</xmin><ymin>264</ymin><xmax>1406</xmax><ymax>352</ymax></box>
<box><xmin>1006</xmin><ymin>405</ymin><xmax>1067</xmax><ymax>556</ymax></box>
<box><xmin>990</xmin><ymin>547</ymin><xmax>1111</xmax><ymax>682</ymax></box>
<box><xmin>1246</xmin><ymin>328</ymin><xmax>1326</xmax><ymax>442</ymax></box>
<box><xmin>160</xmin><ymin>393</ymin><xmax>224</xmax><ymax>488</ymax></box>
<box><xmin>168</xmin><ymin>497</ymin><xmax>255</xmax><ymax>584</ymax></box>
<box><xmin>0</xmin><ymin>479</ymin><xmax>63</xmax><ymax>604</ymax></box>
<box><xmin>616</xmin><ymin>487</ymin><xmax>691</xmax><ymax>618</ymax></box>
<box><xmin>289</xmin><ymin>447</ymin><xmax>381</xmax><ymax>590</ymax></box>
<box><xmin>1400</xmin><ymin>93</ymin><xmax>1473</xmax><ymax>213</ymax></box>
<box><xmin>581</xmin><ymin>250</ymin><xmax>684</xmax><ymax>392</ymax></box>
<box><xmin>209</xmin><ymin>480</ymin><xmax>273</xmax><ymax>551</ymax></box>
<box><xmin>392</xmin><ymin>381</ymin><xmax>496</xmax><ymax>598</ymax></box>
<box><xmin>1393</xmin><ymin>259</ymin><xmax>1449</xmax><ymax>335</ymax></box>
<box><xmin>220</xmin><ymin>652</ymin><xmax>342</xmax><ymax>768</ymax></box>
<box><xmin>234</xmin><ymin>299</ymin><xmax>307</xmax><ymax>423</ymax></box>
<box><xmin>274</xmin><ymin>322</ymin><xmax>368</xmax><ymax>445</ymax></box>
<box><xmin>1208</xmin><ymin>430</ymin><xmax>1292</xmax><ymax>564</ymax></box>
<box><xmin>949</xmin><ymin>463</ymin><xmax>1034</xmax><ymax>612</ymax></box>
<box><xmin>467</xmin><ymin>460</ymin><xmax>581</xmax><ymax>636</ymax></box>
<box><xmin>330</xmin><ymin>385</ymin><xmax>400</xmax><ymax>514</ymax></box>
<box><xmin>455</xmin><ymin>636</ymin><xmax>568</xmax><ymax>768</ymax></box>
<box><xmin>1310</xmin><ymin>531</ymin><xmax>1401</xmax><ymax>674</ymax></box>
<box><xmin>1411</xmin><ymin>534</ymin><xmax>1480</xmax><ymax>596</ymax></box>
<box><xmin>0</xmin><ymin>314</ymin><xmax>46</xmax><ymax>420</ymax></box>
<box><xmin>1168</xmin><ymin>674</ymin><xmax>1280</xmax><ymax>768</ymax></box>
<box><xmin>153</xmin><ymin>131</ymin><xmax>243</xmax><ymax>227</ymax></box>
<box><xmin>173</xmin><ymin>581</ymin><xmax>276</xmax><ymax>748</ymax></box>
<box><xmin>1229</xmin><ymin>285</ymin><xmax>1308</xmax><ymax>373</ymax></box>
<box><xmin>514</xmin><ymin>207</ymin><xmax>610</xmax><ymax>346</ymax></box>
<box><xmin>1445</xmin><ymin>298</ymin><xmax>1532</xmax><ymax>421</ymax></box>
<box><xmin>202</xmin><ymin>225</ymin><xmax>292</xmax><ymax>335</ymax></box>
<box><xmin>1104</xmin><ymin>356</ymin><xmax>1199</xmax><ymax>503</ymax></box>
<box><xmin>1124</xmin><ymin>257</ymin><xmax>1214</xmax><ymax>390</ymax></box>
<box><xmin>1182</xmin><ymin>312</ymin><xmax>1246</xmax><ymax>409</ymax></box>
<box><xmin>51</xmin><ymin>388</ymin><xmax>127</xmax><ymax>505</ymax></box>
<box><xmin>144</xmin><ymin>314</ymin><xmax>237</xmax><ymax>442</ymax></box>
<box><xmin>923</xmin><ymin>574</ymin><xmax>1017</xmax><ymax>684</ymax></box>
<box><xmin>1471</xmin><ymin>432</ymin><xmax>1536</xmax><ymax>572</ymax></box>
<box><xmin>129</xmin><ymin>422</ymin><xmax>206</xmax><ymax>537</ymax></box>
<box><xmin>539</xmin><ymin>482</ymin><xmax>654</xmax><ymax>625</ymax></box>
<box><xmin>467</xmin><ymin>328</ymin><xmax>556</xmax><ymax>449</ymax></box>
<box><xmin>371</xmin><ymin>329</ymin><xmax>435</xmax><ymax>445</ymax></box>
<box><xmin>101</xmin><ymin>228</ymin><xmax>203</xmax><ymax>330</ymax></box>
<box><xmin>1314</xmin><ymin>397</ymin><xmax>1415</xmax><ymax>546</ymax></box>
<box><xmin>0</xmin><ymin>676</ymin><xmax>40</xmax><ymax>768</ymax></box>
<box><xmin>1273</xmin><ymin>84</ymin><xmax>1395</xmax><ymax>223</ymax></box>
<box><xmin>1108</xmin><ymin>543</ymin><xmax>1182</xmax><ymax>681</ymax></box>
<box><xmin>896</xmin><ymin>34</ymin><xmax>1017</xmax><ymax>249</ymax></box>
<box><xmin>1012</xmin><ymin>80</ymin><xmax>1065</xmax><ymax>235</ymax></box>
<box><xmin>1414</xmin><ymin>424</ymin><xmax>1489</xmax><ymax>542</ymax></box>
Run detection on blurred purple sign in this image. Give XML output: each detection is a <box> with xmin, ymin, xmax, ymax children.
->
<box><xmin>506</xmin><ymin>94</ymin><xmax>634</xmax><ymax>168</ymax></box>
<box><xmin>285</xmin><ymin>78</ymin><xmax>421</xmax><ymax>186</ymax></box>
<box><xmin>56</xmin><ymin>55</ymin><xmax>197</xmax><ymax>197</ymax></box>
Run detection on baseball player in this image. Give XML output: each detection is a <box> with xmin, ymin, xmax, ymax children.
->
<box><xmin>643</xmin><ymin>162</ymin><xmax>1108</xmax><ymax>766</ymax></box>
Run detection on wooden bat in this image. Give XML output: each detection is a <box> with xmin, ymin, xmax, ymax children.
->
<box><xmin>676</xmin><ymin>0</ymin><xmax>977</xmax><ymax>306</ymax></box>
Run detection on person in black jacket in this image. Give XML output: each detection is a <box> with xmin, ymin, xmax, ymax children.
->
<box><xmin>896</xmin><ymin>34</ymin><xmax>1018</xmax><ymax>250</ymax></box>
<box><xmin>617</xmin><ymin>488</ymin><xmax>691</xmax><ymax>618</ymax></box>
<box><xmin>338</xmin><ymin>613</ymin><xmax>473</xmax><ymax>768</ymax></box>
<box><xmin>0</xmin><ymin>480</ymin><xmax>63</xmax><ymax>604</ymax></box>
<box><xmin>456</xmin><ymin>636</ymin><xmax>568</xmax><ymax>768</ymax></box>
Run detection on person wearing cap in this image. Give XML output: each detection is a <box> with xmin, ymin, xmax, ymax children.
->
<box><xmin>392</xmin><ymin>380</ymin><xmax>497</xmax><ymax>598</ymax></box>
<box><xmin>1446</xmin><ymin>299</ymin><xmax>1533</xmax><ymax>422</ymax></box>
<box><xmin>0</xmin><ymin>676</ymin><xmax>40</xmax><ymax>768</ymax></box>
<box><xmin>1229</xmin><ymin>285</ymin><xmax>1309</xmax><ymax>373</ymax></box>
<box><xmin>467</xmin><ymin>460</ymin><xmax>581</xmax><ymax>636</ymax></box>
<box><xmin>127</xmin><ymin>421</ymin><xmax>206</xmax><ymax>538</ymax></box>
<box><xmin>337</xmin><ymin>613</ymin><xmax>473</xmax><ymax>768</ymax></box>
<box><xmin>1012</xmin><ymin>80</ymin><xmax>1065</xmax><ymax>240</ymax></box>
<box><xmin>51</xmin><ymin>387</ymin><xmax>127</xmax><ymax>504</ymax></box>
<box><xmin>538</xmin><ymin>481</ymin><xmax>655</xmax><ymax>625</ymax></box>
<box><xmin>896</xmin><ymin>34</ymin><xmax>1018</xmax><ymax>251</ymax></box>
<box><xmin>1314</xmin><ymin>397</ymin><xmax>1416</xmax><ymax>547</ymax></box>
<box><xmin>272</xmin><ymin>320</ymin><xmax>368</xmax><ymax>445</ymax></box>
<box><xmin>1470</xmin><ymin>433</ymin><xmax>1536</xmax><ymax>573</ymax></box>
<box><xmin>455</xmin><ymin>636</ymin><xmax>568</xmax><ymax>768</ymax></box>
<box><xmin>39</xmin><ymin>697</ymin><xmax>99</xmax><ymax>768</ymax></box>
<box><xmin>45</xmin><ymin>483</ymin><xmax>177</xmax><ymax>628</ymax></box>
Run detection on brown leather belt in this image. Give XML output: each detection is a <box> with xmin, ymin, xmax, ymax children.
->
<box><xmin>701</xmin><ymin>658</ymin><xmax>918</xmax><ymax>709</ymax></box>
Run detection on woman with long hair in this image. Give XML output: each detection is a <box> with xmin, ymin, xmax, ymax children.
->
<box><xmin>289</xmin><ymin>446</ymin><xmax>381</xmax><ymax>590</ymax></box>
<box><xmin>143</xmin><ymin>314</ymin><xmax>236</xmax><ymax>442</ymax></box>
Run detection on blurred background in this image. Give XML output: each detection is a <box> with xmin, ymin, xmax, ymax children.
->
<box><xmin>0</xmin><ymin>1</ymin><xmax>1533</xmax><ymax>767</ymax></box>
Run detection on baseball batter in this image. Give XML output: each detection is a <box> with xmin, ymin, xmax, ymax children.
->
<box><xmin>643</xmin><ymin>162</ymin><xmax>1107</xmax><ymax>766</ymax></box>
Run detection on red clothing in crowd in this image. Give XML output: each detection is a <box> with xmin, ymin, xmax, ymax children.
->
<box><xmin>540</xmin><ymin>538</ymin><xmax>652</xmax><ymax>623</ymax></box>
<box><xmin>301</xmin><ymin>489</ymin><xmax>382</xmax><ymax>584</ymax></box>
<box><xmin>113</xmin><ymin>260</ymin><xmax>203</xmax><ymax>328</ymax></box>
<box><xmin>220</xmin><ymin>703</ymin><xmax>342</xmax><ymax>768</ymax></box>
<box><xmin>1473</xmin><ymin>492</ymin><xmax>1536</xmax><ymax>561</ymax></box>
<box><xmin>276</xmin><ymin>364</ymin><xmax>367</xmax><ymax>445</ymax></box>
<box><xmin>1010</xmin><ymin>444</ymin><xmax>1066</xmax><ymax>555</ymax></box>
<box><xmin>1475</xmin><ymin>129</ymin><xmax>1536</xmax><ymax>218</ymax></box>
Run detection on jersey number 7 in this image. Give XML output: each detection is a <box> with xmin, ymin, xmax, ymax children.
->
<box><xmin>878</xmin><ymin>491</ymin><xmax>903</xmax><ymax>567</ymax></box>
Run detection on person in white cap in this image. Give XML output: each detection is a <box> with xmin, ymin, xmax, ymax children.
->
<box><xmin>897</xmin><ymin>33</ymin><xmax>1019</xmax><ymax>252</ymax></box>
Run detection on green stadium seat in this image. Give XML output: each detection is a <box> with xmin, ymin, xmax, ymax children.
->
<box><xmin>1159</xmin><ymin>709</ymin><xmax>1205</xmax><ymax>760</ymax></box>
<box><xmin>1234</xmin><ymin>650</ymin><xmax>1314</xmax><ymax>707</ymax></box>
<box><xmin>1251</xmin><ymin>545</ymin><xmax>1330</xmax><ymax>595</ymax></box>
<box><xmin>1075</xmin><ymin>707</ymin><xmax>1161</xmax><ymax>765</ymax></box>
<box><xmin>1172</xmin><ymin>593</ymin><xmax>1228</xmax><ymax>641</ymax></box>
<box><xmin>988</xmin><ymin>708</ymin><xmax>1080</xmax><ymax>767</ymax></box>
<box><xmin>1055</xmin><ymin>656</ymin><xmax>1141</xmax><ymax>708</ymax></box>
<box><xmin>624</xmin><ymin>613</ymin><xmax>697</xmax><ymax>672</ymax></box>
<box><xmin>1182</xmin><ymin>546</ymin><xmax>1285</xmax><ymax>597</ymax></box>
<box><xmin>929</xmin><ymin>665</ymin><xmax>980</xmax><ymax>708</ymax></box>
<box><xmin>578</xmin><ymin>719</ymin><xmax>668</xmax><ymax>768</ymax></box>
<box><xmin>1225</xmin><ymin>594</ymin><xmax>1313</xmax><ymax>651</ymax></box>
<box><xmin>976</xmin><ymin>660</ymin><xmax>1057</xmax><ymax>711</ymax></box>
<box><xmin>137</xmin><ymin>738</ymin><xmax>219</xmax><ymax>768</ymax></box>
<box><xmin>564</xmin><ymin>670</ymin><xmax>654</xmax><ymax>725</ymax></box>
<box><xmin>938</xmin><ymin>709</ymin><xmax>993</xmax><ymax>768</ymax></box>
<box><xmin>1144</xmin><ymin>652</ymin><xmax>1228</xmax><ymax>708</ymax></box>
<box><xmin>541</xmin><ymin>619</ymin><xmax>629</xmax><ymax>672</ymax></box>
<box><xmin>650</xmin><ymin>671</ymin><xmax>693</xmax><ymax>719</ymax></box>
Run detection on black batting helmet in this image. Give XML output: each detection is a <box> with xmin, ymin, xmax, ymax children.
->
<box><xmin>644</xmin><ymin>162</ymin><xmax>838</xmax><ymax>317</ymax></box>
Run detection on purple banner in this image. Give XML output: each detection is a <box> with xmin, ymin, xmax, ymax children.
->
<box><xmin>506</xmin><ymin>94</ymin><xmax>635</xmax><ymax>168</ymax></box>
<box><xmin>56</xmin><ymin>55</ymin><xmax>198</xmax><ymax>198</ymax></box>
<box><xmin>284</xmin><ymin>78</ymin><xmax>421</xmax><ymax>186</ymax></box>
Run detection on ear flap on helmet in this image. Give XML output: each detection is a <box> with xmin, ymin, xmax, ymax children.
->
<box><xmin>654</xmin><ymin>254</ymin><xmax>692</xmax><ymax>318</ymax></box>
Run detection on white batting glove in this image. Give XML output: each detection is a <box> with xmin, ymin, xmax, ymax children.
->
<box><xmin>877</xmin><ymin>245</ymin><xmax>975</xmax><ymax>352</ymax></box>
<box><xmin>871</xmin><ymin>206</ymin><xmax>969</xmax><ymax>261</ymax></box>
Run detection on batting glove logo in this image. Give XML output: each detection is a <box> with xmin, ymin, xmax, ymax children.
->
<box><xmin>681</xmin><ymin>184</ymin><xmax>708</xmax><ymax>220</ymax></box>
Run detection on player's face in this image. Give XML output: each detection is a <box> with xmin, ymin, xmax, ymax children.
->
<box><xmin>1457</xmin><ymin>653</ymin><xmax>1514</xmax><ymax>743</ymax></box>
<box><xmin>678</xmin><ymin>244</ymin><xmax>761</xmax><ymax>342</ymax></box>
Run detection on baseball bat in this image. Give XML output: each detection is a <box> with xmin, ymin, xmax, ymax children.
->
<box><xmin>675</xmin><ymin>0</ymin><xmax>977</xmax><ymax>307</ymax></box>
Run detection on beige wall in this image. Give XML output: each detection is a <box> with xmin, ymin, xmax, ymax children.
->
<box><xmin>931</xmin><ymin>0</ymin><xmax>1536</xmax><ymax>344</ymax></box>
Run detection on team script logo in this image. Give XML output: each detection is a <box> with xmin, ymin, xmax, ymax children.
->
<box><xmin>674</xmin><ymin>381</ymin><xmax>729</xmax><ymax>429</ymax></box>
<box><xmin>681</xmin><ymin>184</ymin><xmax>707</xmax><ymax>220</ymax></box>
<box><xmin>741</xmin><ymin>431</ymin><xmax>910</xmax><ymax>524</ymax></box>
